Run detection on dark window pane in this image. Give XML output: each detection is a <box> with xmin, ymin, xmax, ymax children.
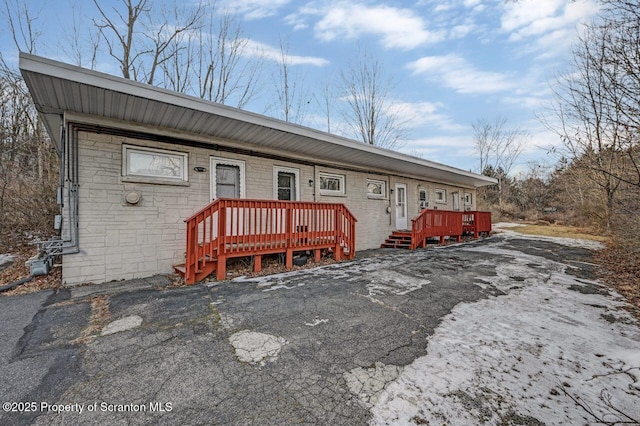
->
<box><xmin>277</xmin><ymin>172</ymin><xmax>296</xmax><ymax>200</ymax></box>
<box><xmin>216</xmin><ymin>164</ymin><xmax>240</xmax><ymax>198</ymax></box>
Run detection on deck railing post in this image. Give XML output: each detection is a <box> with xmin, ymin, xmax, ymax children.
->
<box><xmin>334</xmin><ymin>208</ymin><xmax>342</xmax><ymax>261</ymax></box>
<box><xmin>285</xmin><ymin>205</ymin><xmax>293</xmax><ymax>269</ymax></box>
<box><xmin>185</xmin><ymin>220</ymin><xmax>196</xmax><ymax>284</ymax></box>
<box><xmin>216</xmin><ymin>201</ymin><xmax>227</xmax><ymax>280</ymax></box>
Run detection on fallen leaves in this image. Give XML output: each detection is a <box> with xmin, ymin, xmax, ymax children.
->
<box><xmin>0</xmin><ymin>247</ymin><xmax>61</xmax><ymax>296</ymax></box>
<box><xmin>595</xmin><ymin>243</ymin><xmax>640</xmax><ymax>318</ymax></box>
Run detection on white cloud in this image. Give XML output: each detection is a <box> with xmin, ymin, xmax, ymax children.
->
<box><xmin>502</xmin><ymin>95</ymin><xmax>547</xmax><ymax>110</ymax></box>
<box><xmin>407</xmin><ymin>54</ymin><xmax>516</xmax><ymax>94</ymax></box>
<box><xmin>219</xmin><ymin>0</ymin><xmax>291</xmax><ymax>20</ymax></box>
<box><xmin>390</xmin><ymin>101</ymin><xmax>466</xmax><ymax>133</ymax></box>
<box><xmin>463</xmin><ymin>0</ymin><xmax>485</xmax><ymax>13</ymax></box>
<box><xmin>449</xmin><ymin>23</ymin><xmax>476</xmax><ymax>39</ymax></box>
<box><xmin>294</xmin><ymin>2</ymin><xmax>445</xmax><ymax>50</ymax></box>
<box><xmin>242</xmin><ymin>39</ymin><xmax>330</xmax><ymax>66</ymax></box>
<box><xmin>400</xmin><ymin>136</ymin><xmax>477</xmax><ymax>164</ymax></box>
<box><xmin>501</xmin><ymin>0</ymin><xmax>600</xmax><ymax>55</ymax></box>
<box><xmin>433</xmin><ymin>3</ymin><xmax>454</xmax><ymax>13</ymax></box>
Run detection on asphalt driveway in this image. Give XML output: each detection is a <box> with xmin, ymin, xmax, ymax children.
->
<box><xmin>0</xmin><ymin>232</ymin><xmax>638</xmax><ymax>425</ymax></box>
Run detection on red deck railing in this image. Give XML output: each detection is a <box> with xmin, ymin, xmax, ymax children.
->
<box><xmin>411</xmin><ymin>209</ymin><xmax>491</xmax><ymax>249</ymax></box>
<box><xmin>464</xmin><ymin>211</ymin><xmax>492</xmax><ymax>238</ymax></box>
<box><xmin>183</xmin><ymin>198</ymin><xmax>357</xmax><ymax>284</ymax></box>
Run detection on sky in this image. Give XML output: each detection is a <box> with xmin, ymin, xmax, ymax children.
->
<box><xmin>0</xmin><ymin>0</ymin><xmax>602</xmax><ymax>177</ymax></box>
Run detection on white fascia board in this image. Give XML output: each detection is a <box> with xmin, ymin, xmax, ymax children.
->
<box><xmin>19</xmin><ymin>53</ymin><xmax>497</xmax><ymax>187</ymax></box>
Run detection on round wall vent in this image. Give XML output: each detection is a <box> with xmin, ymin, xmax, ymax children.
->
<box><xmin>124</xmin><ymin>191</ymin><xmax>141</xmax><ymax>205</ymax></box>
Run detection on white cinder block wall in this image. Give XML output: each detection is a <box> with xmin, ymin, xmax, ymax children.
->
<box><xmin>62</xmin><ymin>130</ymin><xmax>476</xmax><ymax>285</ymax></box>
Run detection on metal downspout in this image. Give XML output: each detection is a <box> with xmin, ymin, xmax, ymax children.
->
<box><xmin>65</xmin><ymin>123</ymin><xmax>80</xmax><ymax>254</ymax></box>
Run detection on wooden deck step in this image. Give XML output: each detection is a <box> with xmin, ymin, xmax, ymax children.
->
<box><xmin>391</xmin><ymin>231</ymin><xmax>412</xmax><ymax>237</ymax></box>
<box><xmin>380</xmin><ymin>231</ymin><xmax>412</xmax><ymax>249</ymax></box>
<box><xmin>380</xmin><ymin>242</ymin><xmax>411</xmax><ymax>249</ymax></box>
<box><xmin>173</xmin><ymin>256</ymin><xmax>218</xmax><ymax>282</ymax></box>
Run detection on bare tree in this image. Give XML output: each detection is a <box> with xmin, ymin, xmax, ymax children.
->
<box><xmin>473</xmin><ymin>116</ymin><xmax>527</xmax><ymax>177</ymax></box>
<box><xmin>194</xmin><ymin>10</ymin><xmax>261</xmax><ymax>108</ymax></box>
<box><xmin>472</xmin><ymin>115</ymin><xmax>528</xmax><ymax>207</ymax></box>
<box><xmin>340</xmin><ymin>49</ymin><xmax>408</xmax><ymax>149</ymax></box>
<box><xmin>92</xmin><ymin>0</ymin><xmax>203</xmax><ymax>84</ymax></box>
<box><xmin>2</xmin><ymin>0</ymin><xmax>43</xmax><ymax>54</ymax></box>
<box><xmin>159</xmin><ymin>23</ymin><xmax>195</xmax><ymax>94</ymax></box>
<box><xmin>0</xmin><ymin>1</ymin><xmax>58</xmax><ymax>246</ymax></box>
<box><xmin>0</xmin><ymin>55</ymin><xmax>57</xmax><ymax>249</ymax></box>
<box><xmin>318</xmin><ymin>80</ymin><xmax>334</xmax><ymax>133</ymax></box>
<box><xmin>92</xmin><ymin>0</ymin><xmax>146</xmax><ymax>80</ymax></box>
<box><xmin>60</xmin><ymin>1</ymin><xmax>100</xmax><ymax>69</ymax></box>
<box><xmin>269</xmin><ymin>38</ymin><xmax>309</xmax><ymax>124</ymax></box>
<box><xmin>599</xmin><ymin>0</ymin><xmax>640</xmax><ymax>132</ymax></box>
<box><xmin>542</xmin><ymin>11</ymin><xmax>634</xmax><ymax>229</ymax></box>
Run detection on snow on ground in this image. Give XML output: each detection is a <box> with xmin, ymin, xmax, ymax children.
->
<box><xmin>371</xmin><ymin>234</ymin><xmax>640</xmax><ymax>426</ymax></box>
<box><xmin>372</xmin><ymin>236</ymin><xmax>640</xmax><ymax>425</ymax></box>
<box><xmin>227</xmin><ymin>230</ymin><xmax>636</xmax><ymax>424</ymax></box>
<box><xmin>232</xmin><ymin>251</ymin><xmax>429</xmax><ymax>297</ymax></box>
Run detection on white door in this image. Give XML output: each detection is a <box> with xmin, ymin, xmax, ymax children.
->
<box><xmin>395</xmin><ymin>183</ymin><xmax>408</xmax><ymax>230</ymax></box>
<box><xmin>453</xmin><ymin>191</ymin><xmax>460</xmax><ymax>211</ymax></box>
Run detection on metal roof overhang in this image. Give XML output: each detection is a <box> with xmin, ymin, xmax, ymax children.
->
<box><xmin>19</xmin><ymin>53</ymin><xmax>497</xmax><ymax>188</ymax></box>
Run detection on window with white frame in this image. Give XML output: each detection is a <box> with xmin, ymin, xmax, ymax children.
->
<box><xmin>435</xmin><ymin>189</ymin><xmax>447</xmax><ymax>203</ymax></box>
<box><xmin>464</xmin><ymin>192</ymin><xmax>473</xmax><ymax>205</ymax></box>
<box><xmin>210</xmin><ymin>157</ymin><xmax>246</xmax><ymax>200</ymax></box>
<box><xmin>366</xmin><ymin>179</ymin><xmax>386</xmax><ymax>199</ymax></box>
<box><xmin>273</xmin><ymin>166</ymin><xmax>300</xmax><ymax>201</ymax></box>
<box><xmin>319</xmin><ymin>172</ymin><xmax>345</xmax><ymax>195</ymax></box>
<box><xmin>419</xmin><ymin>189</ymin><xmax>428</xmax><ymax>210</ymax></box>
<box><xmin>123</xmin><ymin>145</ymin><xmax>188</xmax><ymax>182</ymax></box>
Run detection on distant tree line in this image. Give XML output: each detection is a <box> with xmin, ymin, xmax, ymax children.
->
<box><xmin>544</xmin><ymin>0</ymin><xmax>639</xmax><ymax>249</ymax></box>
<box><xmin>475</xmin><ymin>0</ymin><xmax>639</xmax><ymax>254</ymax></box>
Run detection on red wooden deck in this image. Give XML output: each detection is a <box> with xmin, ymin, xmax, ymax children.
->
<box><xmin>409</xmin><ymin>209</ymin><xmax>492</xmax><ymax>250</ymax></box>
<box><xmin>175</xmin><ymin>198</ymin><xmax>357</xmax><ymax>284</ymax></box>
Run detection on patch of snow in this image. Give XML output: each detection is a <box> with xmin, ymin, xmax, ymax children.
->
<box><xmin>261</xmin><ymin>282</ymin><xmax>306</xmax><ymax>292</ymax></box>
<box><xmin>305</xmin><ymin>317</ymin><xmax>329</xmax><ymax>327</ymax></box>
<box><xmin>371</xmin><ymin>239</ymin><xmax>640</xmax><ymax>426</ymax></box>
<box><xmin>232</xmin><ymin>261</ymin><xmax>358</xmax><ymax>290</ymax></box>
<box><xmin>0</xmin><ymin>253</ymin><xmax>14</xmax><ymax>269</ymax></box>
<box><xmin>101</xmin><ymin>315</ymin><xmax>143</xmax><ymax>336</ymax></box>
<box><xmin>362</xmin><ymin>269</ymin><xmax>431</xmax><ymax>302</ymax></box>
<box><xmin>493</xmin><ymin>222</ymin><xmax>526</xmax><ymax>229</ymax></box>
<box><xmin>229</xmin><ymin>330</ymin><xmax>287</xmax><ymax>365</ymax></box>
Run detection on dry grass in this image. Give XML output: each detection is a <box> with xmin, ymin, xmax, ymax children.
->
<box><xmin>73</xmin><ymin>296</ymin><xmax>111</xmax><ymax>344</ymax></box>
<box><xmin>502</xmin><ymin>223</ymin><xmax>610</xmax><ymax>242</ymax></box>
